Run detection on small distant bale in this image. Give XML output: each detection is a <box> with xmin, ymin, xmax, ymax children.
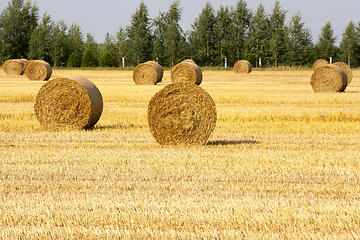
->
<box><xmin>24</xmin><ymin>60</ymin><xmax>52</xmax><ymax>81</ymax></box>
<box><xmin>234</xmin><ymin>60</ymin><xmax>252</xmax><ymax>74</ymax></box>
<box><xmin>2</xmin><ymin>59</ymin><xmax>24</xmax><ymax>75</ymax></box>
<box><xmin>148</xmin><ymin>82</ymin><xmax>217</xmax><ymax>145</ymax></box>
<box><xmin>312</xmin><ymin>59</ymin><xmax>328</xmax><ymax>71</ymax></box>
<box><xmin>310</xmin><ymin>65</ymin><xmax>347</xmax><ymax>93</ymax></box>
<box><xmin>332</xmin><ymin>62</ymin><xmax>353</xmax><ymax>86</ymax></box>
<box><xmin>34</xmin><ymin>76</ymin><xmax>103</xmax><ymax>130</ymax></box>
<box><xmin>170</xmin><ymin>60</ymin><xmax>202</xmax><ymax>85</ymax></box>
<box><xmin>133</xmin><ymin>61</ymin><xmax>163</xmax><ymax>85</ymax></box>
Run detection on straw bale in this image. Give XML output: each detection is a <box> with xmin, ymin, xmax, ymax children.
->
<box><xmin>182</xmin><ymin>59</ymin><xmax>195</xmax><ymax>63</ymax></box>
<box><xmin>312</xmin><ymin>59</ymin><xmax>328</xmax><ymax>71</ymax></box>
<box><xmin>148</xmin><ymin>82</ymin><xmax>217</xmax><ymax>145</ymax></box>
<box><xmin>234</xmin><ymin>60</ymin><xmax>252</xmax><ymax>74</ymax></box>
<box><xmin>310</xmin><ymin>65</ymin><xmax>347</xmax><ymax>92</ymax></box>
<box><xmin>2</xmin><ymin>59</ymin><xmax>24</xmax><ymax>75</ymax></box>
<box><xmin>332</xmin><ymin>62</ymin><xmax>353</xmax><ymax>86</ymax></box>
<box><xmin>24</xmin><ymin>60</ymin><xmax>52</xmax><ymax>81</ymax></box>
<box><xmin>17</xmin><ymin>59</ymin><xmax>28</xmax><ymax>65</ymax></box>
<box><xmin>170</xmin><ymin>61</ymin><xmax>202</xmax><ymax>85</ymax></box>
<box><xmin>133</xmin><ymin>61</ymin><xmax>163</xmax><ymax>85</ymax></box>
<box><xmin>34</xmin><ymin>76</ymin><xmax>103</xmax><ymax>130</ymax></box>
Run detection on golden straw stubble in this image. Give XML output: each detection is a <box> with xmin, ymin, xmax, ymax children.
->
<box><xmin>34</xmin><ymin>76</ymin><xmax>103</xmax><ymax>130</ymax></box>
<box><xmin>148</xmin><ymin>82</ymin><xmax>217</xmax><ymax>145</ymax></box>
<box><xmin>310</xmin><ymin>65</ymin><xmax>347</xmax><ymax>93</ymax></box>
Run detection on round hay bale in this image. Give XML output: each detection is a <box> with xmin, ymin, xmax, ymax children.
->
<box><xmin>17</xmin><ymin>59</ymin><xmax>28</xmax><ymax>65</ymax></box>
<box><xmin>148</xmin><ymin>82</ymin><xmax>217</xmax><ymax>145</ymax></box>
<box><xmin>170</xmin><ymin>61</ymin><xmax>202</xmax><ymax>85</ymax></box>
<box><xmin>332</xmin><ymin>62</ymin><xmax>353</xmax><ymax>86</ymax></box>
<box><xmin>133</xmin><ymin>61</ymin><xmax>163</xmax><ymax>85</ymax></box>
<box><xmin>24</xmin><ymin>60</ymin><xmax>52</xmax><ymax>81</ymax></box>
<box><xmin>182</xmin><ymin>59</ymin><xmax>195</xmax><ymax>63</ymax></box>
<box><xmin>2</xmin><ymin>59</ymin><xmax>24</xmax><ymax>75</ymax></box>
<box><xmin>234</xmin><ymin>60</ymin><xmax>252</xmax><ymax>74</ymax></box>
<box><xmin>34</xmin><ymin>76</ymin><xmax>103</xmax><ymax>130</ymax></box>
<box><xmin>312</xmin><ymin>59</ymin><xmax>328</xmax><ymax>71</ymax></box>
<box><xmin>310</xmin><ymin>65</ymin><xmax>347</xmax><ymax>93</ymax></box>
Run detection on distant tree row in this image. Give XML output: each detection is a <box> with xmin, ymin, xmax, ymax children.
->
<box><xmin>2</xmin><ymin>0</ymin><xmax>360</xmax><ymax>68</ymax></box>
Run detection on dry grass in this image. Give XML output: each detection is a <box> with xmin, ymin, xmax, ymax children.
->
<box><xmin>1</xmin><ymin>68</ymin><xmax>360</xmax><ymax>239</ymax></box>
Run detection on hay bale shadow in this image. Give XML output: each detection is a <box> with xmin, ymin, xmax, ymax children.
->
<box><xmin>206</xmin><ymin>139</ymin><xmax>260</xmax><ymax>146</ymax></box>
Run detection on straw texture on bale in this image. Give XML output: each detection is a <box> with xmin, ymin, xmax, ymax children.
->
<box><xmin>2</xmin><ymin>59</ymin><xmax>24</xmax><ymax>75</ymax></box>
<box><xmin>310</xmin><ymin>65</ymin><xmax>347</xmax><ymax>93</ymax></box>
<box><xmin>234</xmin><ymin>60</ymin><xmax>252</xmax><ymax>74</ymax></box>
<box><xmin>34</xmin><ymin>76</ymin><xmax>103</xmax><ymax>130</ymax></box>
<box><xmin>170</xmin><ymin>61</ymin><xmax>202</xmax><ymax>85</ymax></box>
<box><xmin>24</xmin><ymin>60</ymin><xmax>52</xmax><ymax>81</ymax></box>
<box><xmin>332</xmin><ymin>62</ymin><xmax>353</xmax><ymax>86</ymax></box>
<box><xmin>312</xmin><ymin>59</ymin><xmax>328</xmax><ymax>71</ymax></box>
<box><xmin>133</xmin><ymin>61</ymin><xmax>163</xmax><ymax>85</ymax></box>
<box><xmin>148</xmin><ymin>82</ymin><xmax>217</xmax><ymax>145</ymax></box>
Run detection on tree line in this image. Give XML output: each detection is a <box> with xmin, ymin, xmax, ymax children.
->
<box><xmin>1</xmin><ymin>0</ymin><xmax>360</xmax><ymax>68</ymax></box>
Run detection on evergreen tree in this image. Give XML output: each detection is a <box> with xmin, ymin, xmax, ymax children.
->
<box><xmin>0</xmin><ymin>0</ymin><xmax>38</xmax><ymax>59</ymax></box>
<box><xmin>67</xmin><ymin>52</ymin><xmax>81</xmax><ymax>67</ymax></box>
<box><xmin>189</xmin><ymin>2</ymin><xmax>216</xmax><ymax>66</ymax></box>
<box><xmin>316</xmin><ymin>21</ymin><xmax>338</xmax><ymax>61</ymax></box>
<box><xmin>126</xmin><ymin>1</ymin><xmax>153</xmax><ymax>65</ymax></box>
<box><xmin>67</xmin><ymin>23</ymin><xmax>84</xmax><ymax>66</ymax></box>
<box><xmin>115</xmin><ymin>26</ymin><xmax>127</xmax><ymax>67</ymax></box>
<box><xmin>229</xmin><ymin>0</ymin><xmax>251</xmax><ymax>63</ymax></box>
<box><xmin>152</xmin><ymin>11</ymin><xmax>166</xmax><ymax>65</ymax></box>
<box><xmin>83</xmin><ymin>33</ymin><xmax>99</xmax><ymax>64</ymax></box>
<box><xmin>339</xmin><ymin>21</ymin><xmax>359</xmax><ymax>67</ymax></box>
<box><xmin>81</xmin><ymin>48</ymin><xmax>97</xmax><ymax>67</ymax></box>
<box><xmin>214</xmin><ymin>6</ymin><xmax>232</xmax><ymax>66</ymax></box>
<box><xmin>103</xmin><ymin>32</ymin><xmax>118</xmax><ymax>66</ymax></box>
<box><xmin>286</xmin><ymin>11</ymin><xmax>313</xmax><ymax>66</ymax></box>
<box><xmin>163</xmin><ymin>0</ymin><xmax>184</xmax><ymax>67</ymax></box>
<box><xmin>247</xmin><ymin>4</ymin><xmax>269</xmax><ymax>68</ymax></box>
<box><xmin>28</xmin><ymin>13</ymin><xmax>53</xmax><ymax>63</ymax></box>
<box><xmin>99</xmin><ymin>51</ymin><xmax>114</xmax><ymax>67</ymax></box>
<box><xmin>269</xmin><ymin>0</ymin><xmax>287</xmax><ymax>67</ymax></box>
<box><xmin>52</xmin><ymin>20</ymin><xmax>68</xmax><ymax>67</ymax></box>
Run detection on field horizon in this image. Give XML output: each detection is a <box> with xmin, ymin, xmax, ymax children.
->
<box><xmin>1</xmin><ymin>68</ymin><xmax>359</xmax><ymax>239</ymax></box>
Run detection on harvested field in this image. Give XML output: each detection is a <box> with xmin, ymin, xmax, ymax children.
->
<box><xmin>1</xmin><ymin>67</ymin><xmax>360</xmax><ymax>239</ymax></box>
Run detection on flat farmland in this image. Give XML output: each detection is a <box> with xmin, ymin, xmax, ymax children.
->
<box><xmin>1</xmin><ymin>68</ymin><xmax>360</xmax><ymax>239</ymax></box>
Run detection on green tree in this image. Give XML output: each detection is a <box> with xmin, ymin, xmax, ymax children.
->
<box><xmin>214</xmin><ymin>5</ymin><xmax>232</xmax><ymax>66</ymax></box>
<box><xmin>339</xmin><ymin>21</ymin><xmax>359</xmax><ymax>67</ymax></box>
<box><xmin>229</xmin><ymin>0</ymin><xmax>251</xmax><ymax>62</ymax></box>
<box><xmin>269</xmin><ymin>0</ymin><xmax>287</xmax><ymax>67</ymax></box>
<box><xmin>126</xmin><ymin>1</ymin><xmax>153</xmax><ymax>65</ymax></box>
<box><xmin>152</xmin><ymin>11</ymin><xmax>166</xmax><ymax>65</ymax></box>
<box><xmin>247</xmin><ymin>4</ymin><xmax>269</xmax><ymax>68</ymax></box>
<box><xmin>103</xmin><ymin>32</ymin><xmax>119</xmax><ymax>66</ymax></box>
<box><xmin>99</xmin><ymin>51</ymin><xmax>114</xmax><ymax>67</ymax></box>
<box><xmin>316</xmin><ymin>21</ymin><xmax>338</xmax><ymax>61</ymax></box>
<box><xmin>52</xmin><ymin>20</ymin><xmax>68</xmax><ymax>67</ymax></box>
<box><xmin>67</xmin><ymin>23</ymin><xmax>84</xmax><ymax>63</ymax></box>
<box><xmin>115</xmin><ymin>26</ymin><xmax>127</xmax><ymax>67</ymax></box>
<box><xmin>81</xmin><ymin>48</ymin><xmax>97</xmax><ymax>67</ymax></box>
<box><xmin>0</xmin><ymin>0</ymin><xmax>38</xmax><ymax>59</ymax></box>
<box><xmin>28</xmin><ymin>13</ymin><xmax>53</xmax><ymax>63</ymax></box>
<box><xmin>163</xmin><ymin>0</ymin><xmax>184</xmax><ymax>66</ymax></box>
<box><xmin>189</xmin><ymin>2</ymin><xmax>216</xmax><ymax>66</ymax></box>
<box><xmin>286</xmin><ymin>11</ymin><xmax>313</xmax><ymax>66</ymax></box>
<box><xmin>67</xmin><ymin>52</ymin><xmax>81</xmax><ymax>67</ymax></box>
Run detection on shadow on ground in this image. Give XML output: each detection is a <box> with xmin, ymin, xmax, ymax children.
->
<box><xmin>206</xmin><ymin>139</ymin><xmax>260</xmax><ymax>146</ymax></box>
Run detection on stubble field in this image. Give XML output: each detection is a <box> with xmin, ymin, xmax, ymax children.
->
<box><xmin>0</xmin><ymin>67</ymin><xmax>360</xmax><ymax>239</ymax></box>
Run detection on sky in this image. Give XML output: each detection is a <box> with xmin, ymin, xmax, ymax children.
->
<box><xmin>1</xmin><ymin>0</ymin><xmax>360</xmax><ymax>45</ymax></box>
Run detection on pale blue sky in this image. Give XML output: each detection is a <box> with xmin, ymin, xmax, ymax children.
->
<box><xmin>1</xmin><ymin>0</ymin><xmax>359</xmax><ymax>45</ymax></box>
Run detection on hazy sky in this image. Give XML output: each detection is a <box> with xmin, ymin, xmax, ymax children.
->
<box><xmin>1</xmin><ymin>0</ymin><xmax>359</xmax><ymax>45</ymax></box>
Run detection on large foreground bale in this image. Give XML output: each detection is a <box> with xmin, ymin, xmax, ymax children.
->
<box><xmin>2</xmin><ymin>59</ymin><xmax>24</xmax><ymax>75</ymax></box>
<box><xmin>133</xmin><ymin>61</ymin><xmax>163</xmax><ymax>85</ymax></box>
<box><xmin>34</xmin><ymin>76</ymin><xmax>103</xmax><ymax>130</ymax></box>
<box><xmin>234</xmin><ymin>60</ymin><xmax>252</xmax><ymax>74</ymax></box>
<box><xmin>312</xmin><ymin>59</ymin><xmax>328</xmax><ymax>71</ymax></box>
<box><xmin>148</xmin><ymin>82</ymin><xmax>217</xmax><ymax>145</ymax></box>
<box><xmin>310</xmin><ymin>65</ymin><xmax>347</xmax><ymax>92</ymax></box>
<box><xmin>170</xmin><ymin>61</ymin><xmax>202</xmax><ymax>85</ymax></box>
<box><xmin>332</xmin><ymin>62</ymin><xmax>353</xmax><ymax>86</ymax></box>
<box><xmin>24</xmin><ymin>60</ymin><xmax>52</xmax><ymax>81</ymax></box>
